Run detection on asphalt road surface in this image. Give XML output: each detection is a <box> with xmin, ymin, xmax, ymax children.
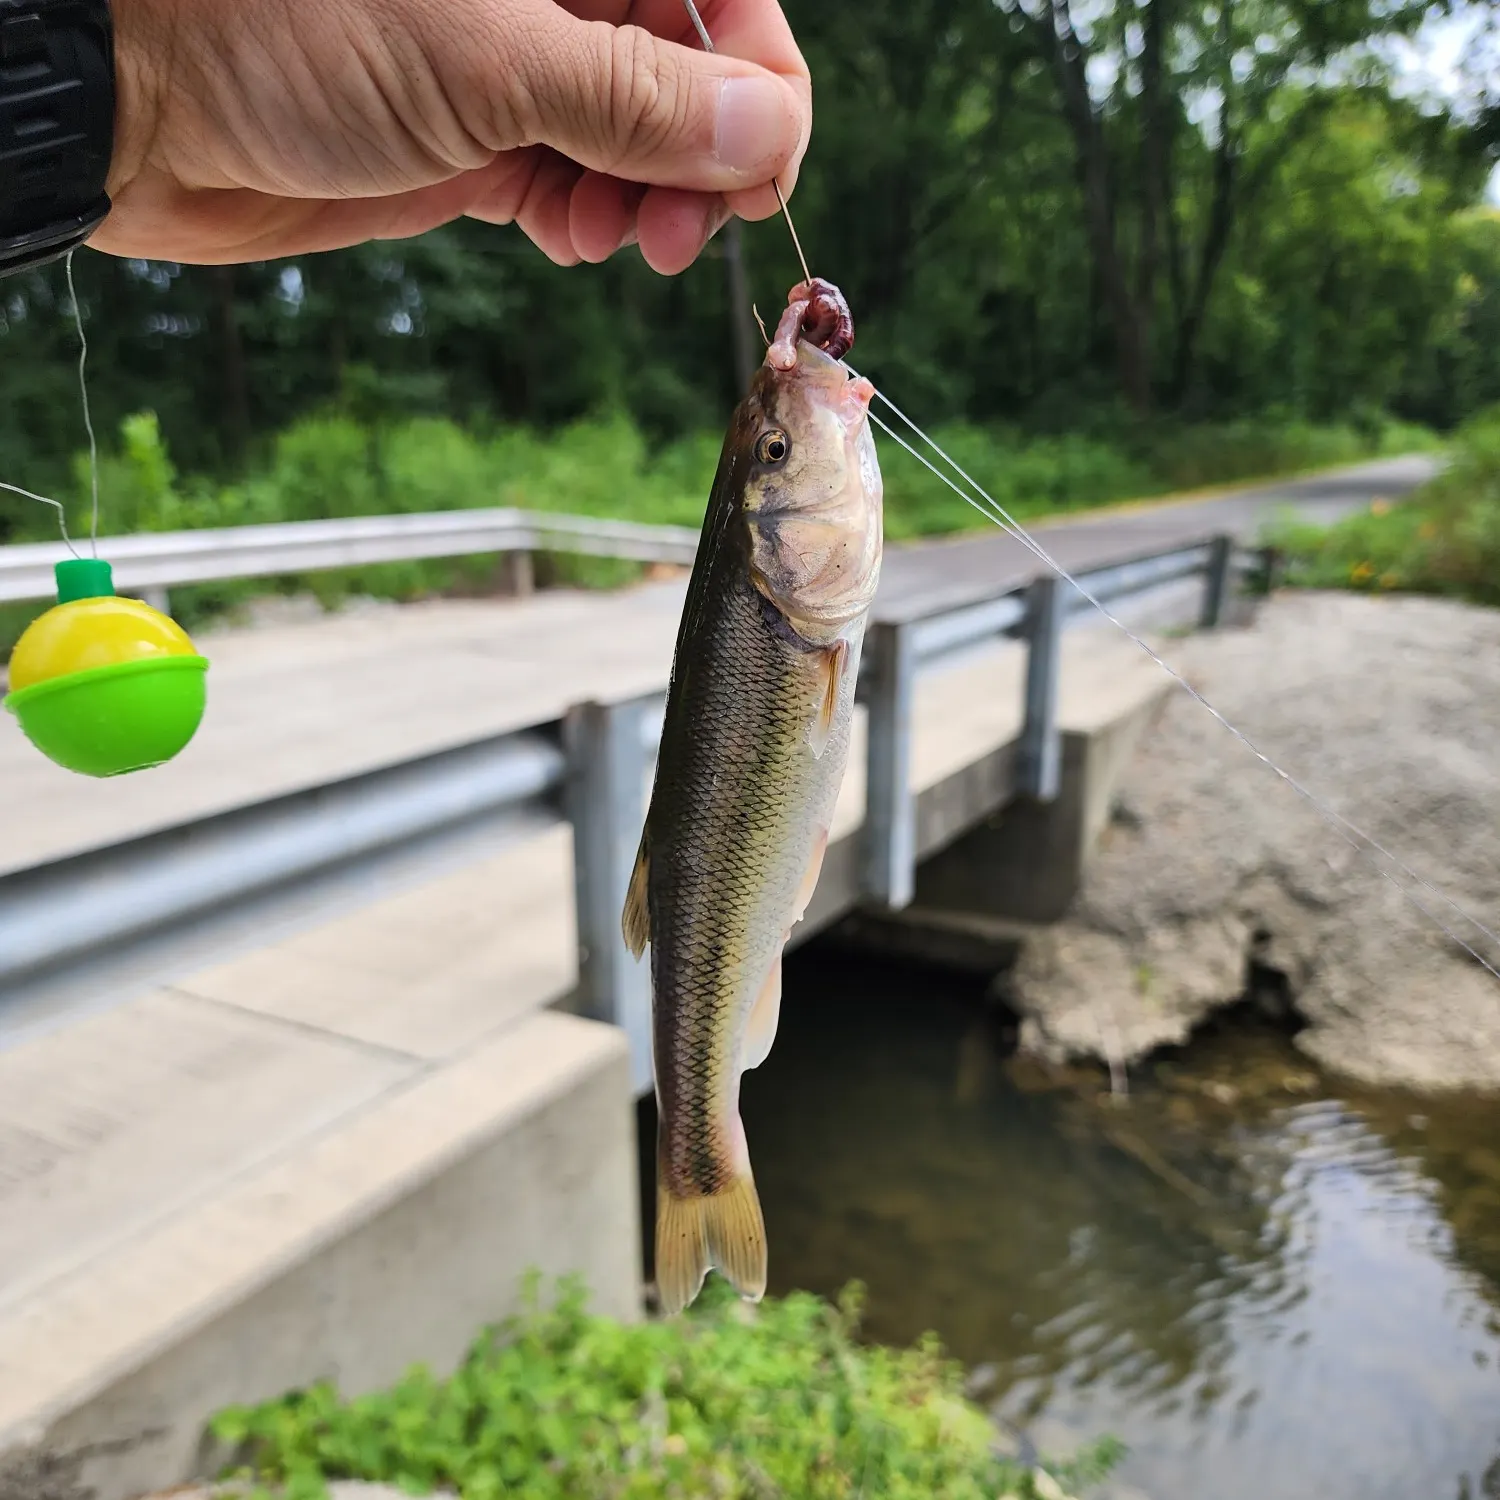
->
<box><xmin>875</xmin><ymin>454</ymin><xmax>1438</xmax><ymax>619</ymax></box>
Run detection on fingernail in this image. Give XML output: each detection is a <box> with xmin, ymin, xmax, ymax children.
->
<box><xmin>715</xmin><ymin>77</ymin><xmax>792</xmax><ymax>176</ymax></box>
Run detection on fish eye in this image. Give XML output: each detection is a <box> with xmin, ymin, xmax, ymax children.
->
<box><xmin>755</xmin><ymin>428</ymin><xmax>791</xmax><ymax>467</ymax></box>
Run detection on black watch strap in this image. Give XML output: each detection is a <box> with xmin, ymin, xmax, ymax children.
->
<box><xmin>0</xmin><ymin>0</ymin><xmax>113</xmax><ymax>278</ymax></box>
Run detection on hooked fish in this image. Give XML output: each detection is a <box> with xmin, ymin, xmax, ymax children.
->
<box><xmin>623</xmin><ymin>280</ymin><xmax>884</xmax><ymax>1316</ymax></box>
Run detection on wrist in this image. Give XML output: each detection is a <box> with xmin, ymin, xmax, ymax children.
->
<box><xmin>0</xmin><ymin>0</ymin><xmax>116</xmax><ymax>273</ymax></box>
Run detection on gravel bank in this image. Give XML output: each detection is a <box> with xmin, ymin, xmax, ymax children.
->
<box><xmin>1010</xmin><ymin>591</ymin><xmax>1500</xmax><ymax>1091</ymax></box>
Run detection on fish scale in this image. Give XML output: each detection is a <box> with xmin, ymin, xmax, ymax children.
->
<box><xmin>652</xmin><ymin>560</ymin><xmax>847</xmax><ymax>1198</ymax></box>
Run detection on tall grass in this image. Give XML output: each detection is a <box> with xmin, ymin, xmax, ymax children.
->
<box><xmin>210</xmin><ymin>1276</ymin><xmax>1123</xmax><ymax>1500</ymax></box>
<box><xmin>1268</xmin><ymin>404</ymin><xmax>1500</xmax><ymax>605</ymax></box>
<box><xmin>0</xmin><ymin>406</ymin><xmax>1436</xmax><ymax>653</ymax></box>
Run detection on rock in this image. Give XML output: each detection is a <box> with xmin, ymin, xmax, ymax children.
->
<box><xmin>1031</xmin><ymin>1469</ymin><xmax>1075</xmax><ymax>1500</ymax></box>
<box><xmin>1010</xmin><ymin>594</ymin><xmax>1500</xmax><ymax>1092</ymax></box>
<box><xmin>988</xmin><ymin>1424</ymin><xmax>1024</xmax><ymax>1462</ymax></box>
<box><xmin>329</xmin><ymin>1489</ymin><xmax>456</xmax><ymax>1500</ymax></box>
<box><xmin>1015</xmin><ymin>916</ymin><xmax>1247</xmax><ymax>1067</ymax></box>
<box><xmin>964</xmin><ymin>1361</ymin><xmax>1000</xmax><ymax>1400</ymax></box>
<box><xmin>0</xmin><ymin>1451</ymin><xmax>89</xmax><ymax>1500</ymax></box>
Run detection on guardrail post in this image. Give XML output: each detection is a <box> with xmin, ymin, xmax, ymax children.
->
<box><xmin>1259</xmin><ymin>543</ymin><xmax>1284</xmax><ymax>595</ymax></box>
<box><xmin>861</xmin><ymin>620</ymin><xmax>916</xmax><ymax>909</ymax></box>
<box><xmin>1200</xmin><ymin>534</ymin><xmax>1234</xmax><ymax>629</ymax></box>
<box><xmin>142</xmin><ymin>587</ymin><xmax>172</xmax><ymax>617</ymax></box>
<box><xmin>1017</xmin><ymin>575</ymin><xmax>1063</xmax><ymax>802</ymax></box>
<box><xmin>565</xmin><ymin>695</ymin><xmax>654</xmax><ymax>1094</ymax></box>
<box><xmin>500</xmin><ymin>550</ymin><xmax>534</xmax><ymax>599</ymax></box>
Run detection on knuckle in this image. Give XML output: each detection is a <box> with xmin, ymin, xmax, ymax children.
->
<box><xmin>606</xmin><ymin>25</ymin><xmax>690</xmax><ymax>162</ymax></box>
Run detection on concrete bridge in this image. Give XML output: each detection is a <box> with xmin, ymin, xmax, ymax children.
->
<box><xmin>0</xmin><ymin>456</ymin><xmax>1432</xmax><ymax>1499</ymax></box>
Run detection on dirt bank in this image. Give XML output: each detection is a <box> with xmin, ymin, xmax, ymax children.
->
<box><xmin>1010</xmin><ymin>591</ymin><xmax>1500</xmax><ymax>1091</ymax></box>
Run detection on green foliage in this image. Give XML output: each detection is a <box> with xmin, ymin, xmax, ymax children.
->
<box><xmin>0</xmin><ymin>2</ymin><xmax>1493</xmax><ymax>505</ymax></box>
<box><xmin>0</xmin><ymin>403</ymin><xmax>1428</xmax><ymax>659</ymax></box>
<box><xmin>210</xmin><ymin>1277</ymin><xmax>1123</xmax><ymax>1500</ymax></box>
<box><xmin>1269</xmin><ymin>404</ymin><xmax>1500</xmax><ymax>603</ymax></box>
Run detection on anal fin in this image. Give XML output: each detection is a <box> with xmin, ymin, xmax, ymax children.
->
<box><xmin>792</xmin><ymin>826</ymin><xmax>830</xmax><ymax>929</ymax></box>
<box><xmin>742</xmin><ymin>957</ymin><xmax>783</xmax><ymax>1071</ymax></box>
<box><xmin>741</xmin><ymin>825</ymin><xmax>830</xmax><ymax>1074</ymax></box>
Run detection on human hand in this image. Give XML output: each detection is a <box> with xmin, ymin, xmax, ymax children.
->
<box><xmin>96</xmin><ymin>0</ymin><xmax>810</xmax><ymax>273</ymax></box>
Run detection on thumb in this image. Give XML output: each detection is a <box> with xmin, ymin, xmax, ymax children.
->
<box><xmin>497</xmin><ymin>5</ymin><xmax>806</xmax><ymax>193</ymax></box>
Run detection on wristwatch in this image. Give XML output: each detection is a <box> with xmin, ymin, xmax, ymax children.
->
<box><xmin>0</xmin><ymin>0</ymin><xmax>113</xmax><ymax>278</ymax></box>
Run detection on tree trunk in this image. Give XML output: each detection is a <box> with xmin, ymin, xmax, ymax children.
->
<box><xmin>721</xmin><ymin>218</ymin><xmax>759</xmax><ymax>394</ymax></box>
<box><xmin>1042</xmin><ymin>0</ymin><xmax>1153</xmax><ymax>410</ymax></box>
<box><xmin>1137</xmin><ymin>0</ymin><xmax>1172</xmax><ymax>363</ymax></box>
<box><xmin>211</xmin><ymin>265</ymin><xmax>250</xmax><ymax>464</ymax></box>
<box><xmin>1170</xmin><ymin>103</ymin><xmax>1238</xmax><ymax>404</ymax></box>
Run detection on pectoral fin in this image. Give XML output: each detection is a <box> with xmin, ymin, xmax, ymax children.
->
<box><xmin>807</xmin><ymin>640</ymin><xmax>849</xmax><ymax>760</ymax></box>
<box><xmin>622</xmin><ymin>829</ymin><xmax>650</xmax><ymax>959</ymax></box>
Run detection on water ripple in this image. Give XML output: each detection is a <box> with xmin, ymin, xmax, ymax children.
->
<box><xmin>743</xmin><ymin>953</ymin><xmax>1500</xmax><ymax>1500</ymax></box>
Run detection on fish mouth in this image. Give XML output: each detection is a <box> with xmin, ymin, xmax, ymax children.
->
<box><xmin>765</xmin><ymin>336</ymin><xmax>843</xmax><ymax>385</ymax></box>
<box><xmin>814</xmin><ymin>355</ymin><xmax>875</xmax><ymax>435</ymax></box>
<box><xmin>777</xmin><ymin>341</ymin><xmax>874</xmax><ymax>429</ymax></box>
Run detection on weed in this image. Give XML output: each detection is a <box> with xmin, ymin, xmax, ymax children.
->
<box><xmin>211</xmin><ymin>1277</ymin><xmax>1123</xmax><ymax>1500</ymax></box>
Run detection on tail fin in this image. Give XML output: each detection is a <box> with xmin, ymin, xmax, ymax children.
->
<box><xmin>655</xmin><ymin>1172</ymin><xmax>767</xmax><ymax>1316</ymax></box>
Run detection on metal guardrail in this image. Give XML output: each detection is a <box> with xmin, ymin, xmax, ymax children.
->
<box><xmin>0</xmin><ymin>508</ymin><xmax>701</xmax><ymax>606</ymax></box>
<box><xmin>0</xmin><ymin>533</ymin><xmax>1245</xmax><ymax>1092</ymax></box>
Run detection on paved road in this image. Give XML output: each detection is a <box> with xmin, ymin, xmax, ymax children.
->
<box><xmin>875</xmin><ymin>454</ymin><xmax>1436</xmax><ymax>618</ymax></box>
<box><xmin>0</xmin><ymin>455</ymin><xmax>1435</xmax><ymax>876</ymax></box>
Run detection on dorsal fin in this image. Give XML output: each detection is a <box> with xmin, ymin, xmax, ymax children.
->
<box><xmin>622</xmin><ymin>829</ymin><xmax>650</xmax><ymax>958</ymax></box>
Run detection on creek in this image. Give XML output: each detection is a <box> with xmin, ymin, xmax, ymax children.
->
<box><xmin>717</xmin><ymin>946</ymin><xmax>1500</xmax><ymax>1500</ymax></box>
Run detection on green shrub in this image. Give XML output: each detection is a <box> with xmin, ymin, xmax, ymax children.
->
<box><xmin>1268</xmin><ymin>404</ymin><xmax>1498</xmax><ymax>603</ymax></box>
<box><xmin>210</xmin><ymin>1278</ymin><xmax>1123</xmax><ymax>1500</ymax></box>
<box><xmin>0</xmin><ymin>403</ymin><xmax>1437</xmax><ymax>657</ymax></box>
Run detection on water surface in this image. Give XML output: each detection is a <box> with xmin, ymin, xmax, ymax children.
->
<box><xmin>736</xmin><ymin>948</ymin><xmax>1500</xmax><ymax>1500</ymax></box>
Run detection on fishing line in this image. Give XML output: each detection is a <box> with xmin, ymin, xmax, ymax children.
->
<box><xmin>858</xmin><ymin>392</ymin><xmax>1500</xmax><ymax>986</ymax></box>
<box><xmin>64</xmin><ymin>250</ymin><xmax>102</xmax><ymax>557</ymax></box>
<box><xmin>0</xmin><ymin>480</ymin><xmax>81</xmax><ymax>558</ymax></box>
<box><xmin>0</xmin><ymin>252</ymin><xmax>101</xmax><ymax>559</ymax></box>
<box><xmin>675</xmin><ymin>0</ymin><xmax>1500</xmax><ymax>981</ymax></box>
<box><xmin>858</xmin><ymin>375</ymin><xmax>1500</xmax><ymax>953</ymax></box>
<box><xmin>679</xmin><ymin>0</ymin><xmax>813</xmax><ymax>285</ymax></box>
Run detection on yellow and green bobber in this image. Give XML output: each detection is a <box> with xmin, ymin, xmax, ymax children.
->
<box><xmin>3</xmin><ymin>558</ymin><xmax>209</xmax><ymax>777</ymax></box>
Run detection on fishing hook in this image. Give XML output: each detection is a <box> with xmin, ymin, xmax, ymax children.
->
<box><xmin>678</xmin><ymin>0</ymin><xmax>813</xmax><ymax>287</ymax></box>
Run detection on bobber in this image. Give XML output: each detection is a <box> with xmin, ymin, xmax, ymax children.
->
<box><xmin>3</xmin><ymin>558</ymin><xmax>208</xmax><ymax>777</ymax></box>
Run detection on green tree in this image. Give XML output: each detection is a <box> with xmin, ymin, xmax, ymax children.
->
<box><xmin>993</xmin><ymin>0</ymin><xmax>1455</xmax><ymax>409</ymax></box>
